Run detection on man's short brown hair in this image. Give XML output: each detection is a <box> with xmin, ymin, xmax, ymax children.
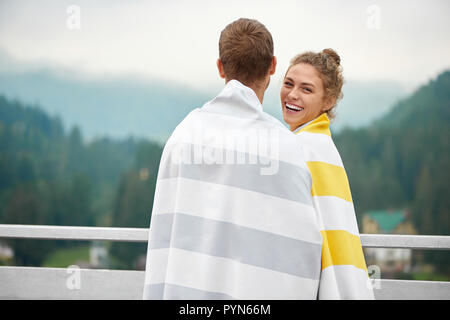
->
<box><xmin>219</xmin><ymin>18</ymin><xmax>274</xmax><ymax>85</ymax></box>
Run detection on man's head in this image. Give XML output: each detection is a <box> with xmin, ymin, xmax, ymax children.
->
<box><xmin>217</xmin><ymin>18</ymin><xmax>276</xmax><ymax>88</ymax></box>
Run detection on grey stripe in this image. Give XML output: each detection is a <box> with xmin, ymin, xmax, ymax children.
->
<box><xmin>149</xmin><ymin>213</ymin><xmax>321</xmax><ymax>280</ymax></box>
<box><xmin>144</xmin><ymin>283</ymin><xmax>235</xmax><ymax>300</ymax></box>
<box><xmin>159</xmin><ymin>143</ymin><xmax>312</xmax><ymax>205</ymax></box>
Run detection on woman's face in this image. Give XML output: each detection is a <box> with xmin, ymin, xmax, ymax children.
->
<box><xmin>281</xmin><ymin>63</ymin><xmax>331</xmax><ymax>131</ymax></box>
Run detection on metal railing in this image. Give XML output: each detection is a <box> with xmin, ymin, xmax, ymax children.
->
<box><xmin>0</xmin><ymin>224</ymin><xmax>449</xmax><ymax>300</ymax></box>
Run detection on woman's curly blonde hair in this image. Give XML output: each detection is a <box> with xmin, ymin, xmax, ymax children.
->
<box><xmin>288</xmin><ymin>48</ymin><xmax>344</xmax><ymax>119</ymax></box>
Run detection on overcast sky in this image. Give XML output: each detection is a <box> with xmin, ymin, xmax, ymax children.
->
<box><xmin>0</xmin><ymin>0</ymin><xmax>449</xmax><ymax>93</ymax></box>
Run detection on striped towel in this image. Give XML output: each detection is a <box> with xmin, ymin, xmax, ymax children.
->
<box><xmin>143</xmin><ymin>80</ymin><xmax>323</xmax><ymax>299</ymax></box>
<box><xmin>294</xmin><ymin>113</ymin><xmax>375</xmax><ymax>299</ymax></box>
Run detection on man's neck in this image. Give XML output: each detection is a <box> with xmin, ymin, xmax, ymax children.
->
<box><xmin>248</xmin><ymin>83</ymin><xmax>266</xmax><ymax>104</ymax></box>
<box><xmin>226</xmin><ymin>78</ymin><xmax>268</xmax><ymax>104</ymax></box>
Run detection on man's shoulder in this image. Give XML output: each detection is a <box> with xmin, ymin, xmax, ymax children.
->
<box><xmin>164</xmin><ymin>108</ymin><xmax>201</xmax><ymax>145</ymax></box>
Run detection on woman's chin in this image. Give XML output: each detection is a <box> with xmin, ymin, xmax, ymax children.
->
<box><xmin>283</xmin><ymin>113</ymin><xmax>303</xmax><ymax>131</ymax></box>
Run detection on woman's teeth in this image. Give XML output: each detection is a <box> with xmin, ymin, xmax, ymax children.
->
<box><xmin>285</xmin><ymin>103</ymin><xmax>304</xmax><ymax>112</ymax></box>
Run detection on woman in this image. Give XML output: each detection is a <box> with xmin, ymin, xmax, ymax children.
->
<box><xmin>281</xmin><ymin>49</ymin><xmax>375</xmax><ymax>299</ymax></box>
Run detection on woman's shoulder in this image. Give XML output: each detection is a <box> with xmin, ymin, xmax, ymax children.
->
<box><xmin>294</xmin><ymin>130</ymin><xmax>343</xmax><ymax>167</ymax></box>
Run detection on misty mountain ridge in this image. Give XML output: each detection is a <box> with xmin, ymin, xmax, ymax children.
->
<box><xmin>0</xmin><ymin>48</ymin><xmax>408</xmax><ymax>142</ymax></box>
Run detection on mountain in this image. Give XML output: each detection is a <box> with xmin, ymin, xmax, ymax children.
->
<box><xmin>0</xmin><ymin>94</ymin><xmax>143</xmax><ymax>266</ymax></box>
<box><xmin>0</xmin><ymin>49</ymin><xmax>407</xmax><ymax>142</ymax></box>
<box><xmin>0</xmin><ymin>94</ymin><xmax>140</xmax><ymax>190</ymax></box>
<box><xmin>0</xmin><ymin>48</ymin><xmax>211</xmax><ymax>142</ymax></box>
<box><xmin>374</xmin><ymin>71</ymin><xmax>450</xmax><ymax>129</ymax></box>
<box><xmin>0</xmin><ymin>94</ymin><xmax>163</xmax><ymax>267</ymax></box>
<box><xmin>0</xmin><ymin>70</ymin><xmax>209</xmax><ymax>143</ymax></box>
<box><xmin>334</xmin><ymin>70</ymin><xmax>450</xmax><ymax>240</ymax></box>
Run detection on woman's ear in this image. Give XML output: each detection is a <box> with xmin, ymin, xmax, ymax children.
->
<box><xmin>322</xmin><ymin>96</ymin><xmax>336</xmax><ymax>112</ymax></box>
<box><xmin>217</xmin><ymin>58</ymin><xmax>226</xmax><ymax>79</ymax></box>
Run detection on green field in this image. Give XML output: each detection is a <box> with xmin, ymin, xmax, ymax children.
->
<box><xmin>41</xmin><ymin>245</ymin><xmax>90</xmax><ymax>268</ymax></box>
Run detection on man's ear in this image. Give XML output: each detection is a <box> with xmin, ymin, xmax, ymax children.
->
<box><xmin>217</xmin><ymin>58</ymin><xmax>226</xmax><ymax>79</ymax></box>
<box><xmin>269</xmin><ymin>56</ymin><xmax>277</xmax><ymax>75</ymax></box>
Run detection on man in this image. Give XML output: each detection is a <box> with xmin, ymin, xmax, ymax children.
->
<box><xmin>142</xmin><ymin>18</ymin><xmax>372</xmax><ymax>299</ymax></box>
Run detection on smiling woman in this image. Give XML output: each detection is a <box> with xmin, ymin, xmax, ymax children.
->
<box><xmin>280</xmin><ymin>49</ymin><xmax>374</xmax><ymax>299</ymax></box>
<box><xmin>281</xmin><ymin>49</ymin><xmax>344</xmax><ymax>131</ymax></box>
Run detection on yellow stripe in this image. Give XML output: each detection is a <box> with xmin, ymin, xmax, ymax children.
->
<box><xmin>321</xmin><ymin>230</ymin><xmax>368</xmax><ymax>272</ymax></box>
<box><xmin>307</xmin><ymin>161</ymin><xmax>353</xmax><ymax>202</ymax></box>
<box><xmin>296</xmin><ymin>113</ymin><xmax>331</xmax><ymax>136</ymax></box>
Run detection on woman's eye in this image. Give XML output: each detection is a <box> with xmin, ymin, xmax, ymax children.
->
<box><xmin>284</xmin><ymin>82</ymin><xmax>293</xmax><ymax>86</ymax></box>
<box><xmin>303</xmin><ymin>87</ymin><xmax>312</xmax><ymax>93</ymax></box>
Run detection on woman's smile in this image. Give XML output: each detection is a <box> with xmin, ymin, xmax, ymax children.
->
<box><xmin>284</xmin><ymin>102</ymin><xmax>304</xmax><ymax>113</ymax></box>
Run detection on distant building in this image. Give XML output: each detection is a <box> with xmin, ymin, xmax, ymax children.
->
<box><xmin>0</xmin><ymin>241</ymin><xmax>14</xmax><ymax>260</ymax></box>
<box><xmin>90</xmin><ymin>241</ymin><xmax>109</xmax><ymax>269</ymax></box>
<box><xmin>363</xmin><ymin>210</ymin><xmax>417</xmax><ymax>276</ymax></box>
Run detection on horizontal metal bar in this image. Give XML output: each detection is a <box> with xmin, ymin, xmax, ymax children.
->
<box><xmin>0</xmin><ymin>224</ymin><xmax>148</xmax><ymax>242</ymax></box>
<box><xmin>360</xmin><ymin>234</ymin><xmax>450</xmax><ymax>250</ymax></box>
<box><xmin>373</xmin><ymin>278</ymin><xmax>450</xmax><ymax>300</ymax></box>
<box><xmin>0</xmin><ymin>266</ymin><xmax>144</xmax><ymax>300</ymax></box>
<box><xmin>0</xmin><ymin>266</ymin><xmax>449</xmax><ymax>300</ymax></box>
<box><xmin>0</xmin><ymin>224</ymin><xmax>449</xmax><ymax>250</ymax></box>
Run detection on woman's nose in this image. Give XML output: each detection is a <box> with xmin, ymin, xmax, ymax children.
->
<box><xmin>287</xmin><ymin>89</ymin><xmax>299</xmax><ymax>100</ymax></box>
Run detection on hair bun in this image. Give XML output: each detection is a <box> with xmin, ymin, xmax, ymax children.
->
<box><xmin>322</xmin><ymin>48</ymin><xmax>340</xmax><ymax>66</ymax></box>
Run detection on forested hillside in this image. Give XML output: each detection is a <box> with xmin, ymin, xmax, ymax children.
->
<box><xmin>334</xmin><ymin>70</ymin><xmax>449</xmax><ymax>237</ymax></box>
<box><xmin>0</xmin><ymin>96</ymin><xmax>162</xmax><ymax>266</ymax></box>
<box><xmin>334</xmin><ymin>71</ymin><xmax>449</xmax><ymax>274</ymax></box>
